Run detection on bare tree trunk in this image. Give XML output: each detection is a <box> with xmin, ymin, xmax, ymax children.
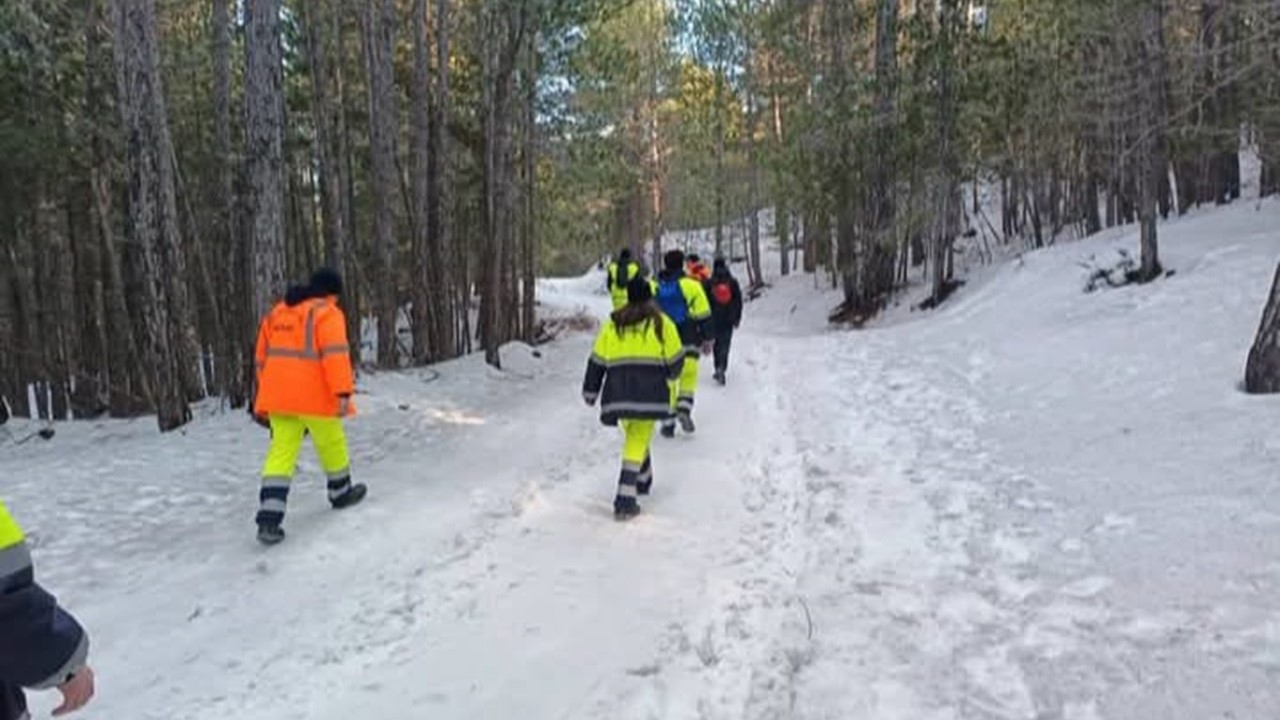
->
<box><xmin>436</xmin><ymin>0</ymin><xmax>460</xmax><ymax>356</ymax></box>
<box><xmin>411</xmin><ymin>0</ymin><xmax>438</xmax><ymax>363</ymax></box>
<box><xmin>744</xmin><ymin>22</ymin><xmax>764</xmax><ymax>287</ymax></box>
<box><xmin>245</xmin><ymin>0</ymin><xmax>287</xmax><ymax>324</ymax></box>
<box><xmin>363</xmin><ymin>0</ymin><xmax>400</xmax><ymax>368</ymax></box>
<box><xmin>111</xmin><ymin>0</ymin><xmax>192</xmax><ymax>430</ymax></box>
<box><xmin>772</xmin><ymin>80</ymin><xmax>790</xmax><ymax>277</ymax></box>
<box><xmin>1135</xmin><ymin>0</ymin><xmax>1165</xmax><ymax>282</ymax></box>
<box><xmin>713</xmin><ymin>68</ymin><xmax>726</xmax><ymax>257</ymax></box>
<box><xmin>872</xmin><ymin>0</ymin><xmax>899</xmax><ymax>299</ymax></box>
<box><xmin>1246</xmin><ymin>263</ymin><xmax>1280</xmax><ymax>392</ymax></box>
<box><xmin>211</xmin><ymin>0</ymin><xmax>246</xmax><ymax>406</ymax></box>
<box><xmin>521</xmin><ymin>22</ymin><xmax>539</xmax><ymax>342</ymax></box>
<box><xmin>479</xmin><ymin>0</ymin><xmax>527</xmax><ymax>367</ymax></box>
<box><xmin>304</xmin><ymin>0</ymin><xmax>349</xmax><ymax>281</ymax></box>
<box><xmin>931</xmin><ymin>0</ymin><xmax>960</xmax><ymax>306</ymax></box>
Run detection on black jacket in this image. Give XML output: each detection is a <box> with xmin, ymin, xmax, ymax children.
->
<box><xmin>705</xmin><ymin>272</ymin><xmax>743</xmax><ymax>332</ymax></box>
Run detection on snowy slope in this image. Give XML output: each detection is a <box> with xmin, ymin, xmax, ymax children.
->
<box><xmin>4</xmin><ymin>200</ymin><xmax>1280</xmax><ymax>719</ymax></box>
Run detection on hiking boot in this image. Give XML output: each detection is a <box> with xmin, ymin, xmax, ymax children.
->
<box><xmin>331</xmin><ymin>483</ymin><xmax>368</xmax><ymax>510</ymax></box>
<box><xmin>660</xmin><ymin>421</ymin><xmax>677</xmax><ymax>439</ymax></box>
<box><xmin>614</xmin><ymin>496</ymin><xmax>642</xmax><ymax>521</ymax></box>
<box><xmin>713</xmin><ymin>370</ymin><xmax>726</xmax><ymax>385</ymax></box>
<box><xmin>677</xmin><ymin>412</ymin><xmax>696</xmax><ymax>434</ymax></box>
<box><xmin>257</xmin><ymin>523</ymin><xmax>286</xmax><ymax>545</ymax></box>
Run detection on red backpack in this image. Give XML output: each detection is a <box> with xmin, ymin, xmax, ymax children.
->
<box><xmin>711</xmin><ymin>280</ymin><xmax>733</xmax><ymax>307</ymax></box>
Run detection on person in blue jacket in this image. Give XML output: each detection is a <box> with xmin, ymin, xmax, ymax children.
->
<box><xmin>1</xmin><ymin>500</ymin><xmax>95</xmax><ymax>719</ymax></box>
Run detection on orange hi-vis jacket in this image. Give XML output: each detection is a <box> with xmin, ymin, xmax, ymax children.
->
<box><xmin>687</xmin><ymin>261</ymin><xmax>711</xmax><ymax>282</ymax></box>
<box><xmin>254</xmin><ymin>294</ymin><xmax>355</xmax><ymax>418</ymax></box>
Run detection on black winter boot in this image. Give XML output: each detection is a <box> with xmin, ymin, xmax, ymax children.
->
<box><xmin>257</xmin><ymin>523</ymin><xmax>286</xmax><ymax>545</ymax></box>
<box><xmin>331</xmin><ymin>483</ymin><xmax>368</xmax><ymax>509</ymax></box>
<box><xmin>660</xmin><ymin>421</ymin><xmax>677</xmax><ymax>438</ymax></box>
<box><xmin>614</xmin><ymin>496</ymin><xmax>641</xmax><ymax>521</ymax></box>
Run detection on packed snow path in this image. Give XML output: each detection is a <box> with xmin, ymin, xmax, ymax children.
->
<box><xmin>6</xmin><ymin>203</ymin><xmax>1280</xmax><ymax>719</ymax></box>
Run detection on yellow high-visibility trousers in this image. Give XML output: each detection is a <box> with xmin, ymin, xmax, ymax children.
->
<box><xmin>617</xmin><ymin>419</ymin><xmax>655</xmax><ymax>499</ymax></box>
<box><xmin>257</xmin><ymin>415</ymin><xmax>353</xmax><ymax>526</ymax></box>
<box><xmin>675</xmin><ymin>352</ymin><xmax>699</xmax><ymax>416</ymax></box>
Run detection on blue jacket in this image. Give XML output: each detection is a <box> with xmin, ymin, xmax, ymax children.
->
<box><xmin>1</xmin><ymin>503</ymin><xmax>89</xmax><ymax>720</ymax></box>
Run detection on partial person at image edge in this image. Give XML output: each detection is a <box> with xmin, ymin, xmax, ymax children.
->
<box><xmin>0</xmin><ymin>499</ymin><xmax>96</xmax><ymax>720</ymax></box>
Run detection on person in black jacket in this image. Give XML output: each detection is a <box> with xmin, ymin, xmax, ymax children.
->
<box><xmin>704</xmin><ymin>258</ymin><xmax>744</xmax><ymax>385</ymax></box>
<box><xmin>0</xmin><ymin>500</ymin><xmax>95</xmax><ymax>720</ymax></box>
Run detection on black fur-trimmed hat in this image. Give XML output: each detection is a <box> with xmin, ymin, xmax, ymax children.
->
<box><xmin>310</xmin><ymin>267</ymin><xmax>344</xmax><ymax>297</ymax></box>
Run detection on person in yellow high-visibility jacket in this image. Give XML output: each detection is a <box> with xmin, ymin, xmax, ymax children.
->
<box><xmin>651</xmin><ymin>250</ymin><xmax>712</xmax><ymax>437</ymax></box>
<box><xmin>583</xmin><ymin>278</ymin><xmax>685</xmax><ymax>520</ymax></box>
<box><xmin>606</xmin><ymin>248</ymin><xmax>641</xmax><ymax>310</ymax></box>
<box><xmin>0</xmin><ymin>500</ymin><xmax>95</xmax><ymax>720</ymax></box>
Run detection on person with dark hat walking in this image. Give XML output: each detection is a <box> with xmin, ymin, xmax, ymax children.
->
<box><xmin>606</xmin><ymin>248</ymin><xmax>641</xmax><ymax>311</ymax></box>
<box><xmin>251</xmin><ymin>267</ymin><xmax>366</xmax><ymax>545</ymax></box>
<box><xmin>652</xmin><ymin>249</ymin><xmax>712</xmax><ymax>436</ymax></box>
<box><xmin>705</xmin><ymin>257</ymin><xmax>743</xmax><ymax>384</ymax></box>
<box><xmin>583</xmin><ymin>277</ymin><xmax>685</xmax><ymax>520</ymax></box>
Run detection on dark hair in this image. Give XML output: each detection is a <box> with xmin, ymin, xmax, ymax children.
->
<box><xmin>663</xmin><ymin>249</ymin><xmax>685</xmax><ymax>272</ymax></box>
<box><xmin>611</xmin><ymin>301</ymin><xmax>665</xmax><ymax>343</ymax></box>
<box><xmin>612</xmin><ymin>255</ymin><xmax>636</xmax><ymax>290</ymax></box>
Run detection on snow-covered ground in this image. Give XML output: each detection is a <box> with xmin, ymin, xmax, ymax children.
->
<box><xmin>4</xmin><ymin>199</ymin><xmax>1280</xmax><ymax>719</ymax></box>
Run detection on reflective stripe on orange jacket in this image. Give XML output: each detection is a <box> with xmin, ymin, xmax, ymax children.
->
<box><xmin>254</xmin><ymin>296</ymin><xmax>355</xmax><ymax>418</ymax></box>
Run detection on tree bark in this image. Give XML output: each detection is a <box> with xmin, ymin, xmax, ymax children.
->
<box><xmin>111</xmin><ymin>0</ymin><xmax>192</xmax><ymax>431</ymax></box>
<box><xmin>1135</xmin><ymin>0</ymin><xmax>1165</xmax><ymax>282</ymax></box>
<box><xmin>212</xmin><ymin>0</ymin><xmax>246</xmax><ymax>406</ymax></box>
<box><xmin>930</xmin><ymin>0</ymin><xmax>961</xmax><ymax>306</ymax></box>
<box><xmin>410</xmin><ymin>0</ymin><xmax>452</xmax><ymax>363</ymax></box>
<box><xmin>1246</xmin><ymin>263</ymin><xmax>1280</xmax><ymax>393</ymax></box>
<box><xmin>363</xmin><ymin>0</ymin><xmax>401</xmax><ymax>368</ymax></box>
<box><xmin>304</xmin><ymin>0</ymin><xmax>349</xmax><ymax>285</ymax></box>
<box><xmin>245</xmin><ymin>0</ymin><xmax>288</xmax><ymax>323</ymax></box>
<box><xmin>436</xmin><ymin>0</ymin><xmax>460</xmax><ymax>356</ymax></box>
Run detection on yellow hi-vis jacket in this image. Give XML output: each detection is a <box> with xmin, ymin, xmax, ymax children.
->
<box><xmin>651</xmin><ymin>272</ymin><xmax>713</xmax><ymax>352</ymax></box>
<box><xmin>582</xmin><ymin>312</ymin><xmax>685</xmax><ymax>426</ymax></box>
<box><xmin>607</xmin><ymin>261</ymin><xmax>641</xmax><ymax>310</ymax></box>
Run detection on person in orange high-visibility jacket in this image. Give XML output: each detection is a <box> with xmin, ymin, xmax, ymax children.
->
<box><xmin>252</xmin><ymin>267</ymin><xmax>367</xmax><ymax>545</ymax></box>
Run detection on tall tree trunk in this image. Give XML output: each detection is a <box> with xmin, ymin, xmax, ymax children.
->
<box><xmin>931</xmin><ymin>0</ymin><xmax>960</xmax><ymax>306</ymax></box>
<box><xmin>435</xmin><ymin>0</ymin><xmax>460</xmax><ymax>357</ymax></box>
<box><xmin>245</xmin><ymin>0</ymin><xmax>287</xmax><ymax>325</ymax></box>
<box><xmin>304</xmin><ymin>0</ymin><xmax>349</xmax><ymax>285</ymax></box>
<box><xmin>410</xmin><ymin>0</ymin><xmax>437</xmax><ymax>363</ymax></box>
<box><xmin>363</xmin><ymin>0</ymin><xmax>400</xmax><ymax>368</ymax></box>
<box><xmin>744</xmin><ymin>23</ymin><xmax>764</xmax><ymax>288</ymax></box>
<box><xmin>521</xmin><ymin>22</ymin><xmax>538</xmax><ymax>342</ymax></box>
<box><xmin>872</xmin><ymin>0</ymin><xmax>899</xmax><ymax>301</ymax></box>
<box><xmin>111</xmin><ymin>0</ymin><xmax>192</xmax><ymax>431</ymax></box>
<box><xmin>1135</xmin><ymin>0</ymin><xmax>1165</xmax><ymax>282</ymax></box>
<box><xmin>713</xmin><ymin>68</ymin><xmax>726</xmax><ymax>258</ymax></box>
<box><xmin>478</xmin><ymin>0</ymin><xmax>526</xmax><ymax>367</ymax></box>
<box><xmin>211</xmin><ymin>0</ymin><xmax>246</xmax><ymax>406</ymax></box>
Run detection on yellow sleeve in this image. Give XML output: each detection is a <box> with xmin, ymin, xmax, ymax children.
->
<box><xmin>684</xmin><ymin>278</ymin><xmax>711</xmax><ymax>321</ymax></box>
